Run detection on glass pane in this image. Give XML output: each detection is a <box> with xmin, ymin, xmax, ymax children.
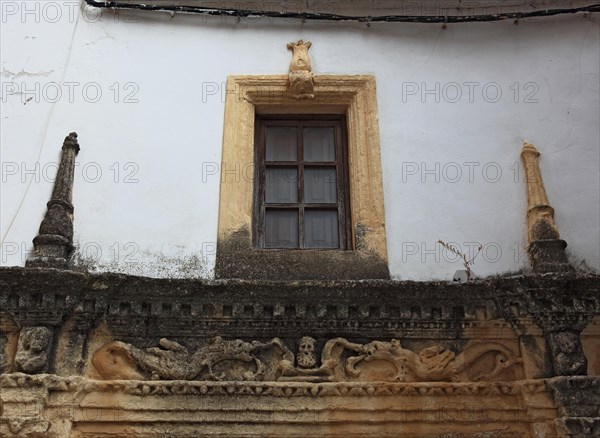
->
<box><xmin>266</xmin><ymin>168</ymin><xmax>298</xmax><ymax>203</ymax></box>
<box><xmin>265</xmin><ymin>210</ymin><xmax>299</xmax><ymax>248</ymax></box>
<box><xmin>304</xmin><ymin>167</ymin><xmax>337</xmax><ymax>203</ymax></box>
<box><xmin>305</xmin><ymin>210</ymin><xmax>339</xmax><ymax>248</ymax></box>
<box><xmin>266</xmin><ymin>127</ymin><xmax>297</xmax><ymax>161</ymax></box>
<box><xmin>304</xmin><ymin>127</ymin><xmax>335</xmax><ymax>161</ymax></box>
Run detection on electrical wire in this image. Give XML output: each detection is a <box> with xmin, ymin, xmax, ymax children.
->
<box><xmin>84</xmin><ymin>1</ymin><xmax>600</xmax><ymax>24</ymax></box>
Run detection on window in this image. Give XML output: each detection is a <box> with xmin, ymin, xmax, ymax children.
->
<box><xmin>215</xmin><ymin>74</ymin><xmax>389</xmax><ymax>279</ymax></box>
<box><xmin>254</xmin><ymin>115</ymin><xmax>350</xmax><ymax>249</ymax></box>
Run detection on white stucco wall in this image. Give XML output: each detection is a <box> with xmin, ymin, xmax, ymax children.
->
<box><xmin>1</xmin><ymin>2</ymin><xmax>599</xmax><ymax>280</ymax></box>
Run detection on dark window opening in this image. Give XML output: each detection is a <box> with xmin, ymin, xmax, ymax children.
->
<box><xmin>254</xmin><ymin>115</ymin><xmax>350</xmax><ymax>250</ymax></box>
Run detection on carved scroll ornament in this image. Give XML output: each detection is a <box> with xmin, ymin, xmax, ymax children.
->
<box><xmin>91</xmin><ymin>336</ymin><xmax>293</xmax><ymax>381</ymax></box>
<box><xmin>316</xmin><ymin>338</ymin><xmax>522</xmax><ymax>383</ymax></box>
<box><xmin>91</xmin><ymin>337</ymin><xmax>522</xmax><ymax>383</ymax></box>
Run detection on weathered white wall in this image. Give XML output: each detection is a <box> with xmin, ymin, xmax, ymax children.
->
<box><xmin>1</xmin><ymin>2</ymin><xmax>598</xmax><ymax>280</ymax></box>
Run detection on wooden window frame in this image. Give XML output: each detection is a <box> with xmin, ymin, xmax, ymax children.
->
<box><xmin>215</xmin><ymin>74</ymin><xmax>389</xmax><ymax>280</ymax></box>
<box><xmin>253</xmin><ymin>115</ymin><xmax>351</xmax><ymax>250</ymax></box>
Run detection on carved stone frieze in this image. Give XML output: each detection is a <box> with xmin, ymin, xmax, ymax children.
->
<box><xmin>90</xmin><ymin>336</ymin><xmax>522</xmax><ymax>383</ymax></box>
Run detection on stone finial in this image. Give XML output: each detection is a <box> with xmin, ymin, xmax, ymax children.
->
<box><xmin>287</xmin><ymin>40</ymin><xmax>314</xmax><ymax>99</ymax></box>
<box><xmin>27</xmin><ymin>132</ymin><xmax>80</xmax><ymax>269</ymax></box>
<box><xmin>520</xmin><ymin>141</ymin><xmax>572</xmax><ymax>272</ymax></box>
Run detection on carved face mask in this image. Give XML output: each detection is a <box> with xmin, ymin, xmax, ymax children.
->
<box><xmin>297</xmin><ymin>336</ymin><xmax>317</xmax><ymax>369</ymax></box>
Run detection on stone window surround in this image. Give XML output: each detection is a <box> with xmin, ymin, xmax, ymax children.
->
<box><xmin>215</xmin><ymin>75</ymin><xmax>389</xmax><ymax>280</ymax></box>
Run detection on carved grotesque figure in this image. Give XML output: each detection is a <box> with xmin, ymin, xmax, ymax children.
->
<box><xmin>15</xmin><ymin>326</ymin><xmax>52</xmax><ymax>373</ymax></box>
<box><xmin>287</xmin><ymin>40</ymin><xmax>314</xmax><ymax>99</ymax></box>
<box><xmin>550</xmin><ymin>331</ymin><xmax>588</xmax><ymax>376</ymax></box>
<box><xmin>297</xmin><ymin>336</ymin><xmax>317</xmax><ymax>369</ymax></box>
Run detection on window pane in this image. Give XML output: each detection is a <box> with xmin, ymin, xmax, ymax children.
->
<box><xmin>304</xmin><ymin>127</ymin><xmax>335</xmax><ymax>161</ymax></box>
<box><xmin>266</xmin><ymin>127</ymin><xmax>297</xmax><ymax>161</ymax></box>
<box><xmin>266</xmin><ymin>167</ymin><xmax>298</xmax><ymax>203</ymax></box>
<box><xmin>265</xmin><ymin>210</ymin><xmax>299</xmax><ymax>248</ymax></box>
<box><xmin>304</xmin><ymin>167</ymin><xmax>337</xmax><ymax>203</ymax></box>
<box><xmin>305</xmin><ymin>210</ymin><xmax>339</xmax><ymax>248</ymax></box>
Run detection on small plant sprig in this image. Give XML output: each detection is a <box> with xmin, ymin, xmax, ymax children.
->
<box><xmin>437</xmin><ymin>240</ymin><xmax>483</xmax><ymax>281</ymax></box>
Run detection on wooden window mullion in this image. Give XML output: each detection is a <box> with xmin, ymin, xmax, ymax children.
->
<box><xmin>298</xmin><ymin>121</ymin><xmax>305</xmax><ymax>249</ymax></box>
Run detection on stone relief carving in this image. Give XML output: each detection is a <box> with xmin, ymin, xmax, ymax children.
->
<box><xmin>548</xmin><ymin>331</ymin><xmax>588</xmax><ymax>376</ymax></box>
<box><xmin>91</xmin><ymin>336</ymin><xmax>521</xmax><ymax>383</ymax></box>
<box><xmin>279</xmin><ymin>338</ymin><xmax>522</xmax><ymax>383</ymax></box>
<box><xmin>92</xmin><ymin>336</ymin><xmax>293</xmax><ymax>381</ymax></box>
<box><xmin>14</xmin><ymin>327</ymin><xmax>53</xmax><ymax>374</ymax></box>
<box><xmin>287</xmin><ymin>40</ymin><xmax>314</xmax><ymax>99</ymax></box>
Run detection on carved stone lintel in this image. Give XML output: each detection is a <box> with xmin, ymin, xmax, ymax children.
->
<box><xmin>287</xmin><ymin>40</ymin><xmax>314</xmax><ymax>99</ymax></box>
<box><xmin>27</xmin><ymin>132</ymin><xmax>80</xmax><ymax>269</ymax></box>
<box><xmin>520</xmin><ymin>142</ymin><xmax>572</xmax><ymax>272</ymax></box>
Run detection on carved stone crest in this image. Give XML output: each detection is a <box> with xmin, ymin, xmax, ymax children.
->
<box><xmin>287</xmin><ymin>40</ymin><xmax>314</xmax><ymax>99</ymax></box>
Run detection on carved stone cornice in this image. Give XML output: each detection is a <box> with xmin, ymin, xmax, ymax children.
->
<box><xmin>1</xmin><ymin>268</ymin><xmax>598</xmax><ymax>336</ymax></box>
